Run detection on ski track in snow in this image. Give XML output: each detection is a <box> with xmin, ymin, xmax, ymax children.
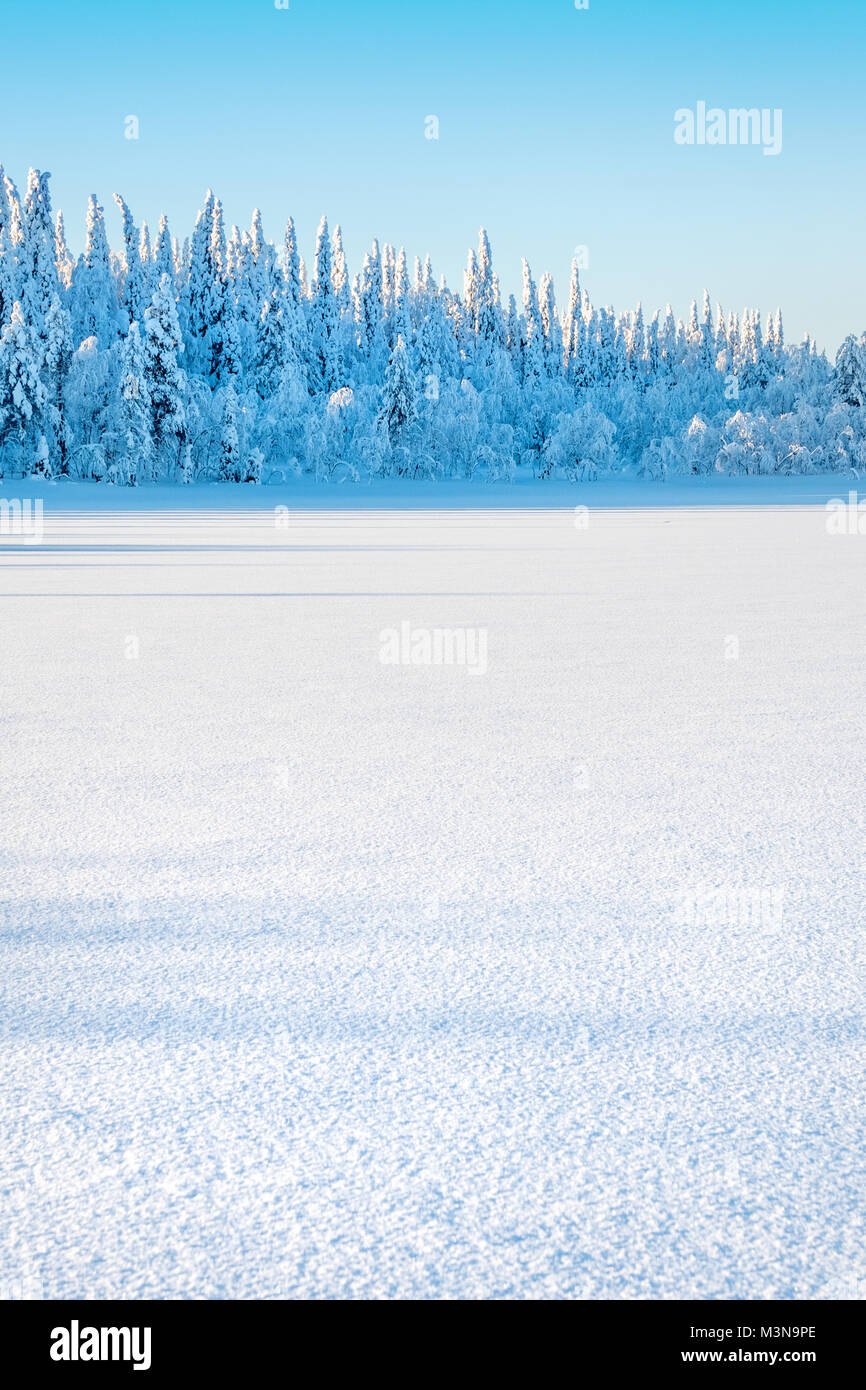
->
<box><xmin>1</xmin><ymin>486</ymin><xmax>865</xmax><ymax>1300</ymax></box>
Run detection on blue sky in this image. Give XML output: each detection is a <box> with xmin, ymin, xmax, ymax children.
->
<box><xmin>1</xmin><ymin>0</ymin><xmax>862</xmax><ymax>352</ymax></box>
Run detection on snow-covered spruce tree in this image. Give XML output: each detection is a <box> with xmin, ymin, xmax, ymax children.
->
<box><xmin>0</xmin><ymin>163</ymin><xmax>13</xmax><ymax>245</ymax></box>
<box><xmin>562</xmin><ymin>258</ymin><xmax>582</xmax><ymax>373</ymax></box>
<box><xmin>181</xmin><ymin>191</ymin><xmax>215</xmax><ymax>376</ymax></box>
<box><xmin>205</xmin><ymin>199</ymin><xmax>232</xmax><ymax>384</ymax></box>
<box><xmin>392</xmin><ymin>247</ymin><xmax>411</xmax><ymax>352</ymax></box>
<box><xmin>0</xmin><ymin>221</ymin><xmax>19</xmax><ymax>334</ymax></box>
<box><xmin>2</xmin><ymin>169</ymin><xmax>23</xmax><ymax>248</ymax></box>
<box><xmin>282</xmin><ymin>215</ymin><xmax>303</xmax><ymax>314</ymax></box>
<box><xmin>72</xmin><ymin>195</ymin><xmax>121</xmax><ymax>344</ymax></box>
<box><xmin>0</xmin><ymin>168</ymin><xmax>22</xmax><ymax>321</ymax></box>
<box><xmin>331</xmin><ymin>224</ymin><xmax>350</xmax><ymax>316</ymax></box>
<box><xmin>253</xmin><ymin>289</ymin><xmax>289</xmax><ymax>398</ymax></box>
<box><xmin>111</xmin><ymin>320</ymin><xmax>154</xmax><ymax>485</ymax></box>
<box><xmin>33</xmin><ymin>432</ymin><xmax>51</xmax><ymax>478</ymax></box>
<box><xmin>308</xmin><ymin>215</ymin><xmax>338</xmax><ymax>394</ymax></box>
<box><xmin>154</xmin><ymin>215</ymin><xmax>174</xmax><ymax>289</ymax></box>
<box><xmin>42</xmin><ymin>294</ymin><xmax>74</xmax><ymax>473</ymax></box>
<box><xmin>539</xmin><ymin>273</ymin><xmax>559</xmax><ymax>376</ymax></box>
<box><xmin>520</xmin><ymin>259</ymin><xmax>545</xmax><ymax>394</ymax></box>
<box><xmin>143</xmin><ymin>273</ymin><xmax>186</xmax><ymax>468</ymax></box>
<box><xmin>378</xmin><ymin>334</ymin><xmax>418</xmax><ymax>465</ymax></box>
<box><xmin>475</xmin><ymin>229</ymin><xmax>497</xmax><ymax>343</ymax></box>
<box><xmin>113</xmin><ymin>194</ymin><xmax>149</xmax><ymax>329</ymax></box>
<box><xmin>64</xmin><ymin>335</ymin><xmax>113</xmax><ymax>477</ymax></box>
<box><xmin>19</xmin><ymin>170</ymin><xmax>58</xmax><ymax>346</ymax></box>
<box><xmin>248</xmin><ymin>209</ymin><xmax>273</xmax><ymax>307</ymax></box>
<box><xmin>54</xmin><ymin>211</ymin><xmax>75</xmax><ymax>293</ymax></box>
<box><xmin>0</xmin><ymin>301</ymin><xmax>47</xmax><ymax>471</ymax></box>
<box><xmin>356</xmin><ymin>243</ymin><xmax>387</xmax><ymax>378</ymax></box>
<box><xmin>833</xmin><ymin>334</ymin><xmax>866</xmax><ymax>408</ymax></box>
<box><xmin>219</xmin><ymin>377</ymin><xmax>241</xmax><ymax>481</ymax></box>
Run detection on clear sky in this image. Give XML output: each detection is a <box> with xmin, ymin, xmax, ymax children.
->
<box><xmin>1</xmin><ymin>0</ymin><xmax>862</xmax><ymax>353</ymax></box>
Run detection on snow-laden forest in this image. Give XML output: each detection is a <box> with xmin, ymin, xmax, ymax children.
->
<box><xmin>1</xmin><ymin>165</ymin><xmax>865</xmax><ymax>485</ymax></box>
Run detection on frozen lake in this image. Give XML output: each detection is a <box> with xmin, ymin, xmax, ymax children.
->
<box><xmin>2</xmin><ymin>485</ymin><xmax>865</xmax><ymax>1299</ymax></box>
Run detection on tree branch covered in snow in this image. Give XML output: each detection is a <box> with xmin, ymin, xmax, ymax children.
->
<box><xmin>1</xmin><ymin>165</ymin><xmax>864</xmax><ymax>484</ymax></box>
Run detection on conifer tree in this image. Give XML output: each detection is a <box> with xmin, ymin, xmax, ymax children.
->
<box><xmin>182</xmin><ymin>191</ymin><xmax>215</xmax><ymax>373</ymax></box>
<box><xmin>42</xmin><ymin>294</ymin><xmax>74</xmax><ymax>472</ymax></box>
<box><xmin>20</xmin><ymin>169</ymin><xmax>58</xmax><ymax>342</ymax></box>
<box><xmin>143</xmin><ymin>273</ymin><xmax>186</xmax><ymax>460</ymax></box>
<box><xmin>54</xmin><ymin>211</ymin><xmax>75</xmax><ymax>292</ymax></box>
<box><xmin>73</xmin><ymin>195</ymin><xmax>120</xmax><ymax>344</ymax></box>
<box><xmin>113</xmin><ymin>194</ymin><xmax>148</xmax><ymax>328</ymax></box>
<box><xmin>309</xmin><ymin>214</ymin><xmax>338</xmax><ymax>393</ymax></box>
<box><xmin>219</xmin><ymin>377</ymin><xmax>240</xmax><ymax>480</ymax></box>
<box><xmin>115</xmin><ymin>320</ymin><xmax>154</xmax><ymax>484</ymax></box>
<box><xmin>521</xmin><ymin>260</ymin><xmax>545</xmax><ymax>390</ymax></box>
<box><xmin>0</xmin><ymin>301</ymin><xmax>47</xmax><ymax>463</ymax></box>
<box><xmin>379</xmin><ymin>334</ymin><xmax>417</xmax><ymax>447</ymax></box>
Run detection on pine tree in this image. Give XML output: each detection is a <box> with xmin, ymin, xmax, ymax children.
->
<box><xmin>358</xmin><ymin>242</ymin><xmax>385</xmax><ymax>361</ymax></box>
<box><xmin>0</xmin><ymin>221</ymin><xmax>17</xmax><ymax>325</ymax></box>
<box><xmin>42</xmin><ymin>295</ymin><xmax>74</xmax><ymax>472</ymax></box>
<box><xmin>521</xmin><ymin>260</ymin><xmax>545</xmax><ymax>390</ymax></box>
<box><xmin>248</xmin><ymin>208</ymin><xmax>272</xmax><ymax>307</ymax></box>
<box><xmin>539</xmin><ymin>273</ymin><xmax>561</xmax><ymax>375</ymax></box>
<box><xmin>219</xmin><ymin>377</ymin><xmax>241</xmax><ymax>480</ymax></box>
<box><xmin>392</xmin><ymin>247</ymin><xmax>411</xmax><ymax>347</ymax></box>
<box><xmin>627</xmin><ymin>303</ymin><xmax>645</xmax><ymax>378</ymax></box>
<box><xmin>154</xmin><ymin>215</ymin><xmax>174</xmax><ymax>286</ymax></box>
<box><xmin>282</xmin><ymin>215</ymin><xmax>303</xmax><ymax>311</ymax></box>
<box><xmin>254</xmin><ymin>288</ymin><xmax>288</xmax><ymax>398</ymax></box>
<box><xmin>331</xmin><ymin>224</ymin><xmax>350</xmax><ymax>313</ymax></box>
<box><xmin>113</xmin><ymin>194</ymin><xmax>149</xmax><ymax>328</ymax></box>
<box><xmin>182</xmin><ymin>191</ymin><xmax>215</xmax><ymax>374</ymax></box>
<box><xmin>834</xmin><ymin>335</ymin><xmax>866</xmax><ymax>407</ymax></box>
<box><xmin>33</xmin><ymin>432</ymin><xmax>51</xmax><ymax>478</ymax></box>
<box><xmin>2</xmin><ymin>169</ymin><xmax>23</xmax><ymax>248</ymax></box>
<box><xmin>0</xmin><ymin>301</ymin><xmax>47</xmax><ymax>463</ymax></box>
<box><xmin>562</xmin><ymin>258</ymin><xmax>581</xmax><ymax>371</ymax></box>
<box><xmin>0</xmin><ymin>163</ymin><xmax>12</xmax><ymax>245</ymax></box>
<box><xmin>115</xmin><ymin>320</ymin><xmax>154</xmax><ymax>484</ymax></box>
<box><xmin>143</xmin><ymin>273</ymin><xmax>186</xmax><ymax>459</ymax></box>
<box><xmin>309</xmin><ymin>214</ymin><xmax>337</xmax><ymax>392</ymax></box>
<box><xmin>54</xmin><ymin>211</ymin><xmax>75</xmax><ymax>292</ymax></box>
<box><xmin>19</xmin><ymin>169</ymin><xmax>58</xmax><ymax>342</ymax></box>
<box><xmin>379</xmin><ymin>334</ymin><xmax>417</xmax><ymax>447</ymax></box>
<box><xmin>205</xmin><ymin>198</ymin><xmax>231</xmax><ymax>383</ymax></box>
<box><xmin>72</xmin><ymin>195</ymin><xmax>121</xmax><ymax>343</ymax></box>
<box><xmin>646</xmin><ymin>310</ymin><xmax>661</xmax><ymax>382</ymax></box>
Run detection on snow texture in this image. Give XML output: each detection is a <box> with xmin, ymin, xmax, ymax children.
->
<box><xmin>1</xmin><ymin>487</ymin><xmax>865</xmax><ymax>1300</ymax></box>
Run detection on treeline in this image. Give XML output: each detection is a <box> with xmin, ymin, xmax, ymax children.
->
<box><xmin>0</xmin><ymin>165</ymin><xmax>864</xmax><ymax>484</ymax></box>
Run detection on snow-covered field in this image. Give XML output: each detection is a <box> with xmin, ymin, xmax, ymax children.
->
<box><xmin>2</xmin><ymin>479</ymin><xmax>865</xmax><ymax>1300</ymax></box>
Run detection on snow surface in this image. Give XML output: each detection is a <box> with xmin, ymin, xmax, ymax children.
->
<box><xmin>2</xmin><ymin>480</ymin><xmax>865</xmax><ymax>1300</ymax></box>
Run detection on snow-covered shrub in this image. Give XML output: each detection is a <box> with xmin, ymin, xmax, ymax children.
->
<box><xmin>637</xmin><ymin>435</ymin><xmax>676</xmax><ymax>480</ymax></box>
<box><xmin>244</xmin><ymin>447</ymin><xmax>264</xmax><ymax>484</ymax></box>
<box><xmin>682</xmin><ymin>414</ymin><xmax>720</xmax><ymax>474</ymax></box>
<box><xmin>716</xmin><ymin>411</ymin><xmax>775</xmax><ymax>474</ymax></box>
<box><xmin>542</xmin><ymin>403</ymin><xmax>617</xmax><ymax>480</ymax></box>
